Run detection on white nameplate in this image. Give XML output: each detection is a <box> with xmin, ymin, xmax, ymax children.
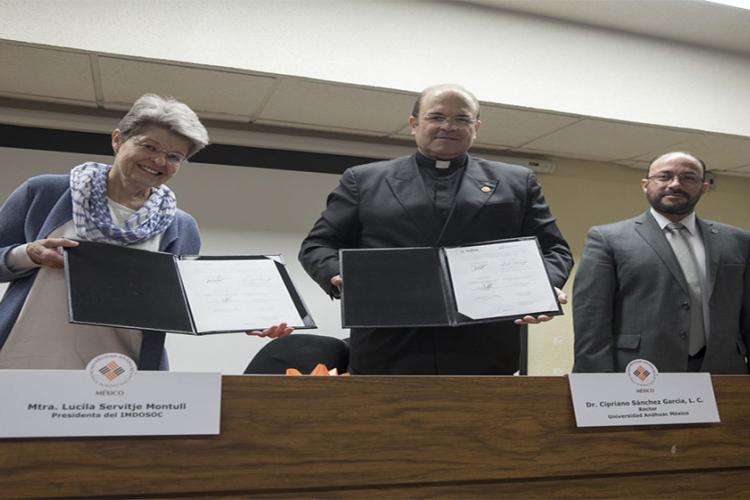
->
<box><xmin>0</xmin><ymin>353</ymin><xmax>221</xmax><ymax>438</ymax></box>
<box><xmin>569</xmin><ymin>359</ymin><xmax>720</xmax><ymax>427</ymax></box>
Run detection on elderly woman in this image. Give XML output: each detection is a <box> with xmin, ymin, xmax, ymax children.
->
<box><xmin>0</xmin><ymin>94</ymin><xmax>292</xmax><ymax>370</ymax></box>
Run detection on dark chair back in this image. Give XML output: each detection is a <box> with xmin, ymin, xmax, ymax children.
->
<box><xmin>243</xmin><ymin>334</ymin><xmax>349</xmax><ymax>374</ymax></box>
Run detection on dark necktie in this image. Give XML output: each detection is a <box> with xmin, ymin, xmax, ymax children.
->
<box><xmin>666</xmin><ymin>223</ymin><xmax>706</xmax><ymax>355</ymax></box>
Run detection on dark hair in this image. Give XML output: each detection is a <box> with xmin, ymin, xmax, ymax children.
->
<box><xmin>117</xmin><ymin>94</ymin><xmax>209</xmax><ymax>158</ymax></box>
<box><xmin>411</xmin><ymin>84</ymin><xmax>480</xmax><ymax>121</ymax></box>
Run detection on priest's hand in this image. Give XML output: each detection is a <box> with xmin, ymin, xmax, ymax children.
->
<box><xmin>513</xmin><ymin>288</ymin><xmax>567</xmax><ymax>325</ymax></box>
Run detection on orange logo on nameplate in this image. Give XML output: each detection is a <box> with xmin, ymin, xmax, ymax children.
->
<box><xmin>99</xmin><ymin>361</ymin><xmax>126</xmax><ymax>381</ymax></box>
<box><xmin>627</xmin><ymin>359</ymin><xmax>657</xmax><ymax>386</ymax></box>
<box><xmin>88</xmin><ymin>353</ymin><xmax>136</xmax><ymax>387</ymax></box>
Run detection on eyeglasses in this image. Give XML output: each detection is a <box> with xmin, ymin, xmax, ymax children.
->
<box><xmin>422</xmin><ymin>114</ymin><xmax>477</xmax><ymax>129</ymax></box>
<box><xmin>646</xmin><ymin>172</ymin><xmax>704</xmax><ymax>186</ymax></box>
<box><xmin>133</xmin><ymin>138</ymin><xmax>187</xmax><ymax>167</ymax></box>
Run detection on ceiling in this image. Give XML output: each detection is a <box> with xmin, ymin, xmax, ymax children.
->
<box><xmin>1</xmin><ymin>36</ymin><xmax>749</xmax><ymax>177</ymax></box>
<box><xmin>469</xmin><ymin>0</ymin><xmax>750</xmax><ymax>57</ymax></box>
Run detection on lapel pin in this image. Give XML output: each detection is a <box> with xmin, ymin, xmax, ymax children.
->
<box><xmin>481</xmin><ymin>185</ymin><xmax>492</xmax><ymax>193</ymax></box>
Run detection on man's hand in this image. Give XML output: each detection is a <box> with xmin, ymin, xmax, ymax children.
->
<box><xmin>514</xmin><ymin>287</ymin><xmax>567</xmax><ymax>325</ymax></box>
<box><xmin>246</xmin><ymin>323</ymin><xmax>294</xmax><ymax>338</ymax></box>
<box><xmin>26</xmin><ymin>238</ymin><xmax>79</xmax><ymax>269</ymax></box>
<box><xmin>330</xmin><ymin>275</ymin><xmax>343</xmax><ymax>288</ymax></box>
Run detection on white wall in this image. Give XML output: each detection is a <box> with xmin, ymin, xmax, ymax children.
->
<box><xmin>1</xmin><ymin>0</ymin><xmax>749</xmax><ymax>136</ymax></box>
<box><xmin>0</xmin><ymin>147</ymin><xmax>347</xmax><ymax>374</ymax></box>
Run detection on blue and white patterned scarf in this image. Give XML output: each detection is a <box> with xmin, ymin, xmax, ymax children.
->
<box><xmin>70</xmin><ymin>162</ymin><xmax>177</xmax><ymax>245</ymax></box>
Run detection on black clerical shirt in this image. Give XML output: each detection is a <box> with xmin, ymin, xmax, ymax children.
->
<box><xmin>414</xmin><ymin>152</ymin><xmax>468</xmax><ymax>226</ymax></box>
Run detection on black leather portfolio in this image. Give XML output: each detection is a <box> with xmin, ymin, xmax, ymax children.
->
<box><xmin>64</xmin><ymin>241</ymin><xmax>315</xmax><ymax>334</ymax></box>
<box><xmin>339</xmin><ymin>237</ymin><xmax>561</xmax><ymax>328</ymax></box>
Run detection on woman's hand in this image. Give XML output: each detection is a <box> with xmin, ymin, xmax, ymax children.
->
<box><xmin>246</xmin><ymin>323</ymin><xmax>294</xmax><ymax>339</ymax></box>
<box><xmin>26</xmin><ymin>238</ymin><xmax>79</xmax><ymax>269</ymax></box>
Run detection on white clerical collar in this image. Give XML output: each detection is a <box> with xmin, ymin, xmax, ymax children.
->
<box><xmin>415</xmin><ymin>151</ymin><xmax>468</xmax><ymax>171</ymax></box>
<box><xmin>650</xmin><ymin>208</ymin><xmax>698</xmax><ymax>235</ymax></box>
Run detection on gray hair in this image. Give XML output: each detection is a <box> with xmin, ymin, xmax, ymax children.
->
<box><xmin>411</xmin><ymin>84</ymin><xmax>481</xmax><ymax>121</ymax></box>
<box><xmin>117</xmin><ymin>94</ymin><xmax>209</xmax><ymax>158</ymax></box>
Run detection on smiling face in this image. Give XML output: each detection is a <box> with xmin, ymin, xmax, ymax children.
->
<box><xmin>409</xmin><ymin>88</ymin><xmax>480</xmax><ymax>160</ymax></box>
<box><xmin>109</xmin><ymin>124</ymin><xmax>191</xmax><ymax>203</ymax></box>
<box><xmin>641</xmin><ymin>152</ymin><xmax>709</xmax><ymax>221</ymax></box>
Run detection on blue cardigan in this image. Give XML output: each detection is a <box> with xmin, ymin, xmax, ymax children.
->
<box><xmin>0</xmin><ymin>174</ymin><xmax>202</xmax><ymax>370</ymax></box>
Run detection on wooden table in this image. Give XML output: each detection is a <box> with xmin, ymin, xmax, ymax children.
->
<box><xmin>1</xmin><ymin>376</ymin><xmax>749</xmax><ymax>498</ymax></box>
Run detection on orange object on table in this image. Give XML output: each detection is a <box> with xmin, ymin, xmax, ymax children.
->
<box><xmin>285</xmin><ymin>364</ymin><xmax>350</xmax><ymax>376</ymax></box>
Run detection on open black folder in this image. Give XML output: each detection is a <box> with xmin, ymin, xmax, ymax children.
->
<box><xmin>339</xmin><ymin>237</ymin><xmax>561</xmax><ymax>328</ymax></box>
<box><xmin>64</xmin><ymin>241</ymin><xmax>315</xmax><ymax>334</ymax></box>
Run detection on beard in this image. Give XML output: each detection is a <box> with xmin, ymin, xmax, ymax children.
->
<box><xmin>647</xmin><ymin>188</ymin><xmax>701</xmax><ymax>216</ymax></box>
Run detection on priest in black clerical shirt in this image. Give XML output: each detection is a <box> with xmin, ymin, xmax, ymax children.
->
<box><xmin>299</xmin><ymin>84</ymin><xmax>573</xmax><ymax>375</ymax></box>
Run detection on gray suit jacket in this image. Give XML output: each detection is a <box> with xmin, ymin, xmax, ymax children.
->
<box><xmin>300</xmin><ymin>154</ymin><xmax>573</xmax><ymax>374</ymax></box>
<box><xmin>573</xmin><ymin>211</ymin><xmax>750</xmax><ymax>373</ymax></box>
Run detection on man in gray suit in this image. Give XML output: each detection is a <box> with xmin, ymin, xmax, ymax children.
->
<box><xmin>300</xmin><ymin>84</ymin><xmax>573</xmax><ymax>374</ymax></box>
<box><xmin>573</xmin><ymin>152</ymin><xmax>750</xmax><ymax>373</ymax></box>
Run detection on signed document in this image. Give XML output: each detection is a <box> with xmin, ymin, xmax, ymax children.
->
<box><xmin>444</xmin><ymin>239</ymin><xmax>558</xmax><ymax>320</ymax></box>
<box><xmin>176</xmin><ymin>258</ymin><xmax>304</xmax><ymax>333</ymax></box>
<box><xmin>340</xmin><ymin>237</ymin><xmax>560</xmax><ymax>328</ymax></box>
<box><xmin>65</xmin><ymin>241</ymin><xmax>315</xmax><ymax>334</ymax></box>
